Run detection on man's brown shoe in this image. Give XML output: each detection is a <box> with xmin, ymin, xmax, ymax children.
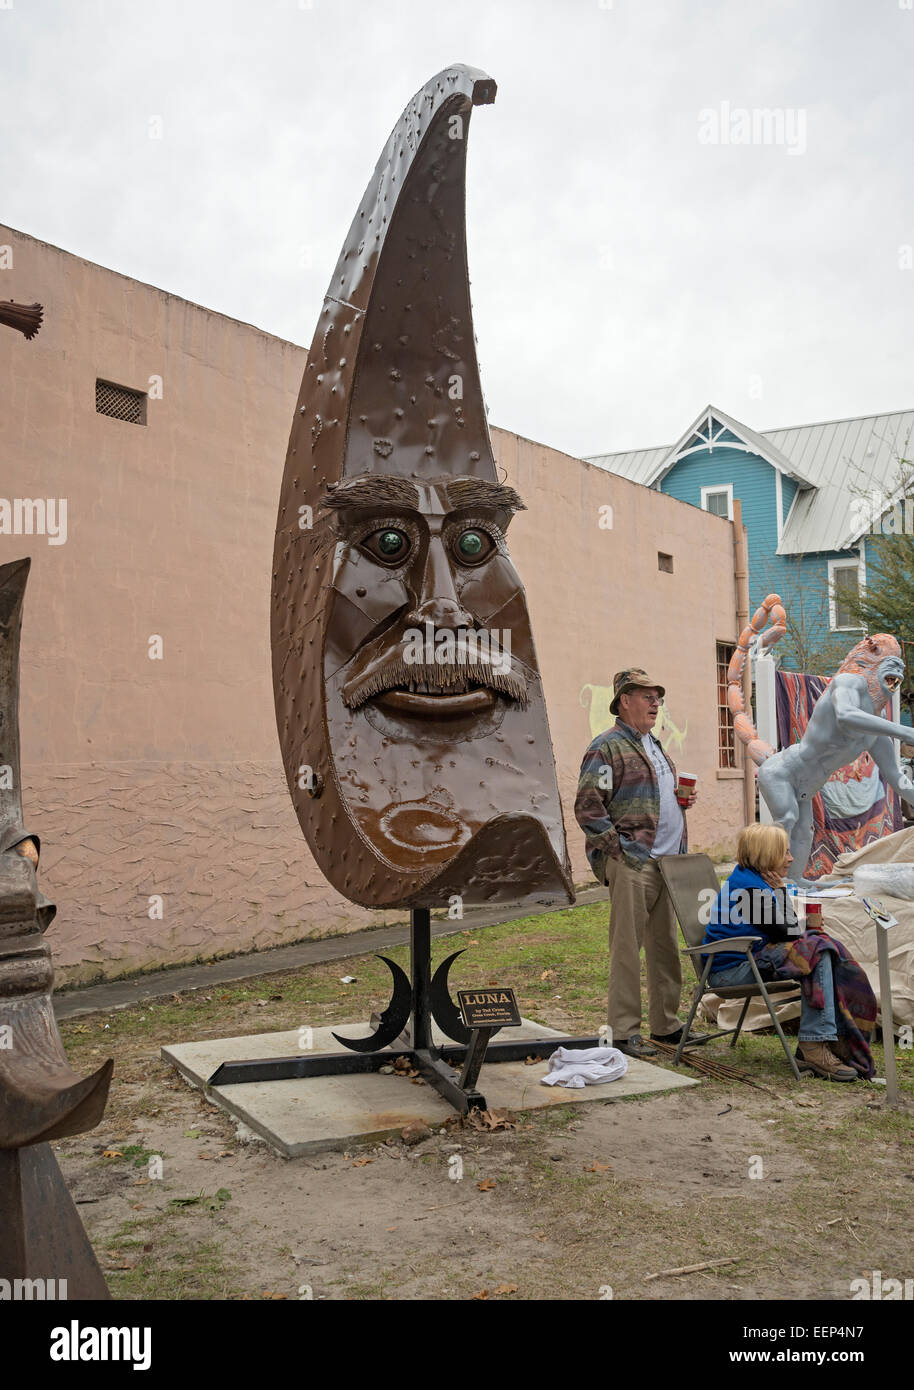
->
<box><xmin>619</xmin><ymin>1034</ymin><xmax>657</xmax><ymax>1059</ymax></box>
<box><xmin>797</xmin><ymin>1041</ymin><xmax>857</xmax><ymax>1082</ymax></box>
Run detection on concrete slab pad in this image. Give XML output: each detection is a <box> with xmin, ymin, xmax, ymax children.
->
<box><xmin>163</xmin><ymin>1020</ymin><xmax>699</xmax><ymax>1158</ymax></box>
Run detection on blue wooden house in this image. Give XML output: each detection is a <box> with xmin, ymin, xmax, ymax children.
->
<box><xmin>588</xmin><ymin>404</ymin><xmax>914</xmax><ymax>676</ymax></box>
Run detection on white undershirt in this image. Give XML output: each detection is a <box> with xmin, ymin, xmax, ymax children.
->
<box><xmin>641</xmin><ymin>733</ymin><xmax>684</xmax><ymax>857</ymax></box>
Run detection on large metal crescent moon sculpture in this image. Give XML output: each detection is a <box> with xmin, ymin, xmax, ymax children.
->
<box><xmin>271</xmin><ymin>64</ymin><xmax>574</xmax><ymax>912</ymax></box>
<box><xmin>207</xmin><ymin>69</ymin><xmax>600</xmax><ymax>1104</ymax></box>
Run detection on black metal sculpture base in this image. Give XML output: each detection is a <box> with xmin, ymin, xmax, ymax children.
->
<box><xmin>209</xmin><ymin>909</ymin><xmax>600</xmax><ymax>1114</ymax></box>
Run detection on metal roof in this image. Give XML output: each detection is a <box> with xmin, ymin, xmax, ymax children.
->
<box><xmin>586</xmin><ymin>406</ymin><xmax>914</xmax><ymax>556</ymax></box>
<box><xmin>769</xmin><ymin>410</ymin><xmax>914</xmax><ymax>553</ymax></box>
<box><xmin>586</xmin><ymin>442</ymin><xmax>668</xmax><ymax>484</ymax></box>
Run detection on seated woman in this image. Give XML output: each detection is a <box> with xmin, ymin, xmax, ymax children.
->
<box><xmin>702</xmin><ymin>823</ymin><xmax>877</xmax><ymax>1081</ymax></box>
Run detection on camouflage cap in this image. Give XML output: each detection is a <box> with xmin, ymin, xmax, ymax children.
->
<box><xmin>610</xmin><ymin>668</ymin><xmax>666</xmax><ymax>716</ymax></box>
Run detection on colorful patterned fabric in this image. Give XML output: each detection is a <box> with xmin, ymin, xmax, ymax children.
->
<box><xmin>574</xmin><ymin>719</ymin><xmax>686</xmax><ymax>882</ymax></box>
<box><xmin>763</xmin><ymin>931</ymin><xmax>877</xmax><ymax>1078</ymax></box>
<box><xmin>775</xmin><ymin>671</ymin><xmax>901</xmax><ymax>880</ymax></box>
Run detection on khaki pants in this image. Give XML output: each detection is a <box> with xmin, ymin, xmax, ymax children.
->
<box><xmin>604</xmin><ymin>856</ymin><xmax>681</xmax><ymax>1041</ymax></box>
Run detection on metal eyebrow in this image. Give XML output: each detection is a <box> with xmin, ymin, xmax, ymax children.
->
<box><xmin>444</xmin><ymin>478</ymin><xmax>526</xmax><ymax>513</ymax></box>
<box><xmin>320</xmin><ymin>477</ymin><xmax>421</xmax><ymax>512</ymax></box>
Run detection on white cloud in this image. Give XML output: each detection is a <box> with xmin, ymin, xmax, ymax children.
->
<box><xmin>1</xmin><ymin>0</ymin><xmax>912</xmax><ymax>457</ymax></box>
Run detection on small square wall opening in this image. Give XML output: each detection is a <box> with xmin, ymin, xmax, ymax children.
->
<box><xmin>658</xmin><ymin>552</ymin><xmax>674</xmax><ymax>573</ymax></box>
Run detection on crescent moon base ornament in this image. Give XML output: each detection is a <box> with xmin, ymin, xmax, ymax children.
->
<box><xmin>209</xmin><ymin>67</ymin><xmax>601</xmax><ymax>1114</ymax></box>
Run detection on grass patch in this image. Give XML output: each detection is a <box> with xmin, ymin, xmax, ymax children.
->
<box><xmin>101</xmin><ymin>1212</ymin><xmax>242</xmax><ymax>1301</ymax></box>
<box><xmin>59</xmin><ymin>895</ymin><xmax>914</xmax><ymax>1110</ymax></box>
<box><xmin>58</xmin><ymin>893</ymin><xmax>914</xmax><ymax>1301</ymax></box>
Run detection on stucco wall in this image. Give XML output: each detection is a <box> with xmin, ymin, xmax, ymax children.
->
<box><xmin>1</xmin><ymin>225</ymin><xmax>744</xmax><ymax>983</ymax></box>
<box><xmin>494</xmin><ymin>430</ymin><xmax>746</xmax><ymax>879</ymax></box>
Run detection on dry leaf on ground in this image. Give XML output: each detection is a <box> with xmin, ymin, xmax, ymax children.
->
<box><xmin>466</xmin><ymin>1108</ymin><xmax>516</xmax><ymax>1133</ymax></box>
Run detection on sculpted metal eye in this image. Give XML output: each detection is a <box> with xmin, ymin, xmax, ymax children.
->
<box><xmin>454</xmin><ymin>528</ymin><xmax>494</xmax><ymax>564</ymax></box>
<box><xmin>361</xmin><ymin>528</ymin><xmax>411</xmax><ymax>564</ymax></box>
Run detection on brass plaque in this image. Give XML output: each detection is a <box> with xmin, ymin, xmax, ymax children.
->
<box><xmin>457</xmin><ymin>988</ymin><xmax>521</xmax><ymax>1029</ymax></box>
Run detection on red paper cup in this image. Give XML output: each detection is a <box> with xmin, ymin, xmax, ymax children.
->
<box><xmin>675</xmin><ymin>774</ymin><xmax>696</xmax><ymax>806</ymax></box>
<box><xmin>804</xmin><ymin>899</ymin><xmax>823</xmax><ymax>933</ymax></box>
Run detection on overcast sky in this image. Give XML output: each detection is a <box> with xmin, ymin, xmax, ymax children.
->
<box><xmin>2</xmin><ymin>0</ymin><xmax>912</xmax><ymax>458</ymax></box>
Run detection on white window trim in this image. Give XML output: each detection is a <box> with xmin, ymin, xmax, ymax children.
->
<box><xmin>828</xmin><ymin>547</ymin><xmax>866</xmax><ymax>631</ymax></box>
<box><xmin>775</xmin><ymin>469</ymin><xmax>784</xmax><ymax>542</ymax></box>
<box><xmin>700</xmin><ymin>483</ymin><xmax>734</xmax><ymax>520</ymax></box>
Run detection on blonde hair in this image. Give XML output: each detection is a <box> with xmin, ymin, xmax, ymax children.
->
<box><xmin>736</xmin><ymin>823</ymin><xmax>789</xmax><ymax>877</ymax></box>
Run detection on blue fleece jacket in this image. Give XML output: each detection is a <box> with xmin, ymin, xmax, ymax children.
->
<box><xmin>701</xmin><ymin>864</ymin><xmax>799</xmax><ymax>973</ymax></box>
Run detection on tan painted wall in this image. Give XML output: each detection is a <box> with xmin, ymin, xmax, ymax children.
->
<box><xmin>0</xmin><ymin>225</ymin><xmax>744</xmax><ymax>983</ymax></box>
<box><xmin>494</xmin><ymin>431</ymin><xmax>746</xmax><ymax>872</ymax></box>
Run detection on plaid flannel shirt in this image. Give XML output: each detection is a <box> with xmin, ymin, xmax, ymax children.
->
<box><xmin>574</xmin><ymin>719</ymin><xmax>687</xmax><ymax>883</ymax></box>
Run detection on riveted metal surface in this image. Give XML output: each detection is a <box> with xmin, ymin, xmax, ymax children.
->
<box><xmin>272</xmin><ymin>66</ymin><xmax>573</xmax><ymax>909</ymax></box>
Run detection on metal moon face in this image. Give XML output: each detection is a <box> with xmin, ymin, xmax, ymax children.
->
<box><xmin>272</xmin><ymin>65</ymin><xmax>573</xmax><ymax>909</ymax></box>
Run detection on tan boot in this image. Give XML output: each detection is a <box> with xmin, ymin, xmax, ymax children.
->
<box><xmin>797</xmin><ymin>1041</ymin><xmax>857</xmax><ymax>1082</ymax></box>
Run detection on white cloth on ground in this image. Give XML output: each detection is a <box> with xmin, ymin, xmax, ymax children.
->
<box><xmin>540</xmin><ymin>1045</ymin><xmax>629</xmax><ymax>1089</ymax></box>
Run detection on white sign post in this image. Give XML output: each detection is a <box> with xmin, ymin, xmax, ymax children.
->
<box><xmin>755</xmin><ymin>656</ymin><xmax>777</xmax><ymax>826</ymax></box>
<box><xmin>860</xmin><ymin>898</ymin><xmax>899</xmax><ymax>1107</ymax></box>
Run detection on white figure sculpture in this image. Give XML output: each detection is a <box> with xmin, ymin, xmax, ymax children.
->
<box><xmin>728</xmin><ymin>595</ymin><xmax>914</xmax><ymax>886</ymax></box>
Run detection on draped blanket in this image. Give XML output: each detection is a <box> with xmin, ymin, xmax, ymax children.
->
<box><xmin>775</xmin><ymin>671</ymin><xmax>901</xmax><ymax>879</ymax></box>
<box><xmin>764</xmin><ymin>932</ymin><xmax>877</xmax><ymax>1078</ymax></box>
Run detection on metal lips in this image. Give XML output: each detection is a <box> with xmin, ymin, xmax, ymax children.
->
<box><xmin>272</xmin><ymin>65</ymin><xmax>574</xmax><ymax>910</ymax></box>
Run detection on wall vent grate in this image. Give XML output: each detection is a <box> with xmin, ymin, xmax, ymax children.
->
<box><xmin>96</xmin><ymin>379</ymin><xmax>146</xmax><ymax>425</ymax></box>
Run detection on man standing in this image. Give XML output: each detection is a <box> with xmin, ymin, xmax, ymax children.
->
<box><xmin>574</xmin><ymin>669</ymin><xmax>698</xmax><ymax>1058</ymax></box>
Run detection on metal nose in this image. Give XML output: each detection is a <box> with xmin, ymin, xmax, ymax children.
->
<box><xmin>406</xmin><ymin>536</ymin><xmax>473</xmax><ymax>630</ymax></box>
<box><xmin>407</xmin><ymin>597</ymin><xmax>474</xmax><ymax>629</ymax></box>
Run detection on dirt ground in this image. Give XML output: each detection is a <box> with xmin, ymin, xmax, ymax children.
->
<box><xmin>56</xmin><ymin>992</ymin><xmax>914</xmax><ymax>1302</ymax></box>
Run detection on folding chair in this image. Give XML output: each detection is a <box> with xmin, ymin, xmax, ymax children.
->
<box><xmin>657</xmin><ymin>853</ymin><xmax>803</xmax><ymax>1081</ymax></box>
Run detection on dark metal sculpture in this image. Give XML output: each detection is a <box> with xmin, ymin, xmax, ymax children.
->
<box><xmin>271</xmin><ymin>63</ymin><xmax>572</xmax><ymax>912</ymax></box>
<box><xmin>0</xmin><ymin>558</ymin><xmax>112</xmax><ymax>1297</ymax></box>
<box><xmin>0</xmin><ymin>301</ymin><xmax>43</xmax><ymax>340</ymax></box>
<box><xmin>211</xmin><ymin>66</ymin><xmax>599</xmax><ymax>1113</ymax></box>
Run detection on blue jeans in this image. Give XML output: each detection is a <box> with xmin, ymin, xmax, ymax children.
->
<box><xmin>708</xmin><ymin>950</ymin><xmax>838</xmax><ymax>1042</ymax></box>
